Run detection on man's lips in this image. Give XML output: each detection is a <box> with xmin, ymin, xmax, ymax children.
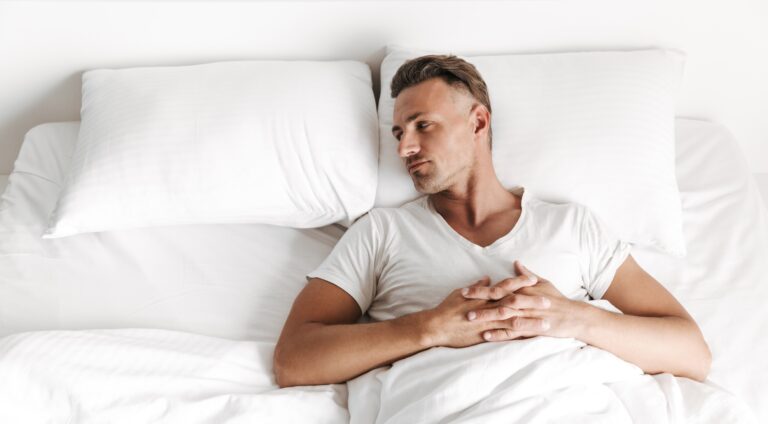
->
<box><xmin>408</xmin><ymin>160</ymin><xmax>429</xmax><ymax>172</ymax></box>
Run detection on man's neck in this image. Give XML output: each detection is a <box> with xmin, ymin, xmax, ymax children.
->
<box><xmin>429</xmin><ymin>174</ymin><xmax>520</xmax><ymax>229</ymax></box>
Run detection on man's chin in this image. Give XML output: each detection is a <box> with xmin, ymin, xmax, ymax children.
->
<box><xmin>411</xmin><ymin>178</ymin><xmax>439</xmax><ymax>195</ymax></box>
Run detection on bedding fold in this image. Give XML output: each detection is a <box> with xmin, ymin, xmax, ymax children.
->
<box><xmin>347</xmin><ymin>300</ymin><xmax>755</xmax><ymax>424</ymax></box>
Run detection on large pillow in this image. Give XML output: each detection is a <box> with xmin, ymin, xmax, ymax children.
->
<box><xmin>377</xmin><ymin>45</ymin><xmax>687</xmax><ymax>257</ymax></box>
<box><xmin>42</xmin><ymin>60</ymin><xmax>378</xmax><ymax>238</ymax></box>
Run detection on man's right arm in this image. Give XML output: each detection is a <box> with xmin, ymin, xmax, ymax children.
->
<box><xmin>272</xmin><ymin>276</ymin><xmax>545</xmax><ymax>388</ymax></box>
<box><xmin>273</xmin><ymin>277</ymin><xmax>433</xmax><ymax>388</ymax></box>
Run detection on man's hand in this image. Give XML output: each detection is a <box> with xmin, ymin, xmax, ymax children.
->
<box><xmin>461</xmin><ymin>261</ymin><xmax>588</xmax><ymax>341</ymax></box>
<box><xmin>421</xmin><ymin>274</ymin><xmax>550</xmax><ymax>348</ymax></box>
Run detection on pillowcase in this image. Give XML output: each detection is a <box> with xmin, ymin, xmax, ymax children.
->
<box><xmin>377</xmin><ymin>45</ymin><xmax>687</xmax><ymax>257</ymax></box>
<box><xmin>43</xmin><ymin>60</ymin><xmax>378</xmax><ymax>238</ymax></box>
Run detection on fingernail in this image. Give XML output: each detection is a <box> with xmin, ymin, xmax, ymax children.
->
<box><xmin>461</xmin><ymin>288</ymin><xmax>469</xmax><ymax>296</ymax></box>
<box><xmin>526</xmin><ymin>276</ymin><xmax>536</xmax><ymax>283</ymax></box>
<box><xmin>467</xmin><ymin>311</ymin><xmax>476</xmax><ymax>321</ymax></box>
<box><xmin>483</xmin><ymin>332</ymin><xmax>492</xmax><ymax>341</ymax></box>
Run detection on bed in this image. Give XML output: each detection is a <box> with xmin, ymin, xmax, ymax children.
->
<box><xmin>0</xmin><ymin>114</ymin><xmax>766</xmax><ymax>422</ymax></box>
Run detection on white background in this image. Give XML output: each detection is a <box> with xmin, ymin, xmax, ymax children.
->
<box><xmin>1</xmin><ymin>0</ymin><xmax>766</xmax><ymax>174</ymax></box>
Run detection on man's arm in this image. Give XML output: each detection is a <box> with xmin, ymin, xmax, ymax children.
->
<box><xmin>579</xmin><ymin>255</ymin><xmax>712</xmax><ymax>381</ymax></box>
<box><xmin>273</xmin><ymin>278</ymin><xmax>429</xmax><ymax>388</ymax></box>
<box><xmin>462</xmin><ymin>258</ymin><xmax>712</xmax><ymax>382</ymax></box>
<box><xmin>274</xmin><ymin>276</ymin><xmax>536</xmax><ymax>388</ymax></box>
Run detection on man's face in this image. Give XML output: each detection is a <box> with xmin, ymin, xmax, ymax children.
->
<box><xmin>391</xmin><ymin>78</ymin><xmax>477</xmax><ymax>194</ymax></box>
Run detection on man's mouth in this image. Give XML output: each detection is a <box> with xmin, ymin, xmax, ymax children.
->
<box><xmin>408</xmin><ymin>160</ymin><xmax>429</xmax><ymax>173</ymax></box>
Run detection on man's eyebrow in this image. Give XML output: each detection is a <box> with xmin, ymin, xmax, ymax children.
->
<box><xmin>391</xmin><ymin>112</ymin><xmax>425</xmax><ymax>133</ymax></box>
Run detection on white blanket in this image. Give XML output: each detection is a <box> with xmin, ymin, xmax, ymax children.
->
<box><xmin>0</xmin><ymin>329</ymin><xmax>349</xmax><ymax>424</ymax></box>
<box><xmin>347</xmin><ymin>302</ymin><xmax>756</xmax><ymax>424</ymax></box>
<box><xmin>0</xmin><ymin>318</ymin><xmax>757</xmax><ymax>423</ymax></box>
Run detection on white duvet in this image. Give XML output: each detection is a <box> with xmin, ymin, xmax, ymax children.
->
<box><xmin>0</xmin><ymin>320</ymin><xmax>754</xmax><ymax>423</ymax></box>
<box><xmin>0</xmin><ymin>329</ymin><xmax>349</xmax><ymax>424</ymax></box>
<box><xmin>346</xmin><ymin>301</ymin><xmax>755</xmax><ymax>424</ymax></box>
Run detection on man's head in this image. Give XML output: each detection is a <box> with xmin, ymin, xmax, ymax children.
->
<box><xmin>390</xmin><ymin>54</ymin><xmax>493</xmax><ymax>194</ymax></box>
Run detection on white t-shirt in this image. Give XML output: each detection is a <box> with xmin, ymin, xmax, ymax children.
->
<box><xmin>307</xmin><ymin>187</ymin><xmax>632</xmax><ymax>322</ymax></box>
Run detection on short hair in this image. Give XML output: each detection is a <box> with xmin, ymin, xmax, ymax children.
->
<box><xmin>390</xmin><ymin>54</ymin><xmax>493</xmax><ymax>149</ymax></box>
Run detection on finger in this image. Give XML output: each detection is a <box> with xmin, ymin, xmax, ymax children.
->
<box><xmin>469</xmin><ymin>276</ymin><xmax>492</xmax><ymax>288</ymax></box>
<box><xmin>461</xmin><ymin>276</ymin><xmax>491</xmax><ymax>297</ymax></box>
<box><xmin>482</xmin><ymin>317</ymin><xmax>550</xmax><ymax>341</ymax></box>
<box><xmin>496</xmin><ymin>274</ymin><xmax>537</xmax><ymax>293</ymax></box>
<box><xmin>462</xmin><ymin>284</ymin><xmax>509</xmax><ymax>300</ymax></box>
<box><xmin>514</xmin><ymin>260</ymin><xmax>540</xmax><ymax>280</ymax></box>
<box><xmin>468</xmin><ymin>295</ymin><xmax>550</xmax><ymax>321</ymax></box>
<box><xmin>467</xmin><ymin>305</ymin><xmax>524</xmax><ymax>321</ymax></box>
<box><xmin>500</xmin><ymin>294</ymin><xmax>550</xmax><ymax>310</ymax></box>
<box><xmin>463</xmin><ymin>274</ymin><xmax>536</xmax><ymax>300</ymax></box>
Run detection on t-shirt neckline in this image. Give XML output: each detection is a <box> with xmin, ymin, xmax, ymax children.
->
<box><xmin>424</xmin><ymin>187</ymin><xmax>529</xmax><ymax>254</ymax></box>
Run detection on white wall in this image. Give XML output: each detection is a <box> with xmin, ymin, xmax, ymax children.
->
<box><xmin>1</xmin><ymin>0</ymin><xmax>766</xmax><ymax>174</ymax></box>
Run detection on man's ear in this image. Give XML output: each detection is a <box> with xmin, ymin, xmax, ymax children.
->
<box><xmin>470</xmin><ymin>103</ymin><xmax>490</xmax><ymax>143</ymax></box>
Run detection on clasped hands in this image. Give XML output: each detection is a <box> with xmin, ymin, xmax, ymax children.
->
<box><xmin>423</xmin><ymin>260</ymin><xmax>587</xmax><ymax>348</ymax></box>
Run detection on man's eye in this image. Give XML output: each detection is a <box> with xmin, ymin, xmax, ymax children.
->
<box><xmin>417</xmin><ymin>122</ymin><xmax>430</xmax><ymax>129</ymax></box>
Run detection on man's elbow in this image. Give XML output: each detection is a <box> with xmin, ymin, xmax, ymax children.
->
<box><xmin>273</xmin><ymin>360</ymin><xmax>290</xmax><ymax>389</ymax></box>
<box><xmin>273</xmin><ymin>344</ymin><xmax>299</xmax><ymax>388</ymax></box>
<box><xmin>688</xmin><ymin>341</ymin><xmax>712</xmax><ymax>382</ymax></box>
<box><xmin>682</xmin><ymin>326</ymin><xmax>712</xmax><ymax>382</ymax></box>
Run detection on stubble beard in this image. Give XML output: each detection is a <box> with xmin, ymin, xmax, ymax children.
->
<box><xmin>412</xmin><ymin>161</ymin><xmax>472</xmax><ymax>195</ymax></box>
<box><xmin>412</xmin><ymin>167</ymin><xmax>449</xmax><ymax>194</ymax></box>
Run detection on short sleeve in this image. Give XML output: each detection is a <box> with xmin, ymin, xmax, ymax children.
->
<box><xmin>579</xmin><ymin>206</ymin><xmax>632</xmax><ymax>299</ymax></box>
<box><xmin>305</xmin><ymin>211</ymin><xmax>381</xmax><ymax>314</ymax></box>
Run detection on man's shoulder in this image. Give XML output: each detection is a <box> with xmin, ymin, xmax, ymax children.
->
<box><xmin>369</xmin><ymin>195</ymin><xmax>428</xmax><ymax>219</ymax></box>
<box><xmin>348</xmin><ymin>195</ymin><xmax>428</xmax><ymax>228</ymax></box>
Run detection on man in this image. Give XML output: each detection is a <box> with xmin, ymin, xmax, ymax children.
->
<box><xmin>273</xmin><ymin>55</ymin><xmax>711</xmax><ymax>389</ymax></box>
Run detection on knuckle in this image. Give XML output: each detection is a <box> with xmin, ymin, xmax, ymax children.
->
<box><xmin>517</xmin><ymin>287</ymin><xmax>532</xmax><ymax>295</ymax></box>
<box><xmin>500</xmin><ymin>278</ymin><xmax>515</xmax><ymax>289</ymax></box>
<box><xmin>540</xmin><ymin>319</ymin><xmax>551</xmax><ymax>330</ymax></box>
<box><xmin>492</xmin><ymin>287</ymin><xmax>503</xmax><ymax>297</ymax></box>
<box><xmin>497</xmin><ymin>306</ymin><xmax>507</xmax><ymax>318</ymax></box>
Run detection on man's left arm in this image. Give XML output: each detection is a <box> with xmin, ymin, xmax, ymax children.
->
<box><xmin>462</xmin><ymin>258</ymin><xmax>712</xmax><ymax>382</ymax></box>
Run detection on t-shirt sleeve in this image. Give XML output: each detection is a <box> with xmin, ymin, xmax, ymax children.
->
<box><xmin>578</xmin><ymin>206</ymin><xmax>632</xmax><ymax>300</ymax></box>
<box><xmin>305</xmin><ymin>211</ymin><xmax>381</xmax><ymax>314</ymax></box>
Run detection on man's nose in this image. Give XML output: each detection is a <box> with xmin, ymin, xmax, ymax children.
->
<box><xmin>397</xmin><ymin>131</ymin><xmax>420</xmax><ymax>158</ymax></box>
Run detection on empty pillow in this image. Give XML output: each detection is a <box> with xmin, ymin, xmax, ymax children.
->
<box><xmin>43</xmin><ymin>59</ymin><xmax>378</xmax><ymax>238</ymax></box>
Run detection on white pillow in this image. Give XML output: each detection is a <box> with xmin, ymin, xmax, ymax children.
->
<box><xmin>42</xmin><ymin>60</ymin><xmax>378</xmax><ymax>238</ymax></box>
<box><xmin>377</xmin><ymin>45</ymin><xmax>687</xmax><ymax>257</ymax></box>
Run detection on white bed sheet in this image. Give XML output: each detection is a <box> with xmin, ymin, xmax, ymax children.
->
<box><xmin>633</xmin><ymin>118</ymin><xmax>768</xmax><ymax>421</ymax></box>
<box><xmin>0</xmin><ymin>118</ymin><xmax>767</xmax><ymax>422</ymax></box>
